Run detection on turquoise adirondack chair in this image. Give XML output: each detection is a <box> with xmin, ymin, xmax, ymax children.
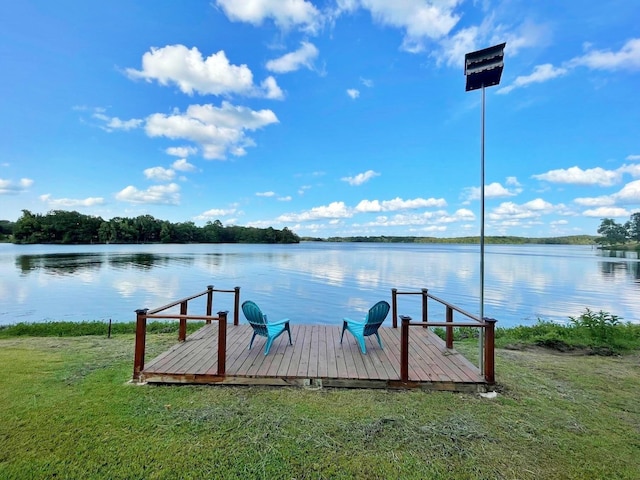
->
<box><xmin>340</xmin><ymin>300</ymin><xmax>390</xmax><ymax>354</ymax></box>
<box><xmin>242</xmin><ymin>300</ymin><xmax>292</xmax><ymax>355</ymax></box>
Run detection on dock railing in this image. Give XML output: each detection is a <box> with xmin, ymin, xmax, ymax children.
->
<box><xmin>133</xmin><ymin>285</ymin><xmax>240</xmax><ymax>381</ymax></box>
<box><xmin>391</xmin><ymin>288</ymin><xmax>496</xmax><ymax>384</ymax></box>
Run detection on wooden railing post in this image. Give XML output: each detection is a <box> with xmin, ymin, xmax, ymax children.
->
<box><xmin>391</xmin><ymin>288</ymin><xmax>398</xmax><ymax>328</ymax></box>
<box><xmin>133</xmin><ymin>308</ymin><xmax>148</xmax><ymax>381</ymax></box>
<box><xmin>445</xmin><ymin>306</ymin><xmax>454</xmax><ymax>349</ymax></box>
<box><xmin>178</xmin><ymin>301</ymin><xmax>187</xmax><ymax>342</ymax></box>
<box><xmin>400</xmin><ymin>315</ymin><xmax>411</xmax><ymax>382</ymax></box>
<box><xmin>234</xmin><ymin>287</ymin><xmax>240</xmax><ymax>326</ymax></box>
<box><xmin>421</xmin><ymin>288</ymin><xmax>428</xmax><ymax>327</ymax></box>
<box><xmin>217</xmin><ymin>311</ymin><xmax>228</xmax><ymax>375</ymax></box>
<box><xmin>484</xmin><ymin>318</ymin><xmax>496</xmax><ymax>384</ymax></box>
<box><xmin>206</xmin><ymin>285</ymin><xmax>214</xmax><ymax>322</ymax></box>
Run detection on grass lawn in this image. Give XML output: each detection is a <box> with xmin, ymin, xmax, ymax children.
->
<box><xmin>0</xmin><ymin>333</ymin><xmax>639</xmax><ymax>479</ymax></box>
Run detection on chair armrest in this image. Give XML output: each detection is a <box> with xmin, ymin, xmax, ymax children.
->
<box><xmin>267</xmin><ymin>318</ymin><xmax>290</xmax><ymax>326</ymax></box>
<box><xmin>343</xmin><ymin>317</ymin><xmax>365</xmax><ymax>325</ymax></box>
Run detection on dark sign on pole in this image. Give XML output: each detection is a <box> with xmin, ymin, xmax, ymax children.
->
<box><xmin>464</xmin><ymin>43</ymin><xmax>506</xmax><ymax>92</ymax></box>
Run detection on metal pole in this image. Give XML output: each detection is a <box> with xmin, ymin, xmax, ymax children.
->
<box><xmin>480</xmin><ymin>84</ymin><xmax>485</xmax><ymax>324</ymax></box>
<box><xmin>479</xmin><ymin>84</ymin><xmax>486</xmax><ymax>374</ymax></box>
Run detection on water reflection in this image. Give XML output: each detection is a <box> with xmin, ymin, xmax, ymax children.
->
<box><xmin>1</xmin><ymin>243</ymin><xmax>639</xmax><ymax>327</ymax></box>
<box><xmin>597</xmin><ymin>249</ymin><xmax>640</xmax><ymax>282</ymax></box>
<box><xmin>16</xmin><ymin>252</ymin><xmax>195</xmax><ymax>275</ymax></box>
<box><xmin>16</xmin><ymin>253</ymin><xmax>104</xmax><ymax>276</ymax></box>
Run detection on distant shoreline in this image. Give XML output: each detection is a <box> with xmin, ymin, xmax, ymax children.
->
<box><xmin>301</xmin><ymin>235</ymin><xmax>599</xmax><ymax>245</ymax></box>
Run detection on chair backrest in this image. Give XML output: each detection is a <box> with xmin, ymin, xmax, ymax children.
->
<box><xmin>242</xmin><ymin>300</ymin><xmax>267</xmax><ymax>330</ymax></box>
<box><xmin>364</xmin><ymin>300</ymin><xmax>390</xmax><ymax>335</ymax></box>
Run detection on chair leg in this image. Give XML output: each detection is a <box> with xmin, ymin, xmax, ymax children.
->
<box><xmin>249</xmin><ymin>332</ymin><xmax>257</xmax><ymax>350</ymax></box>
<box><xmin>375</xmin><ymin>332</ymin><xmax>383</xmax><ymax>349</ymax></box>
<box><xmin>340</xmin><ymin>321</ymin><xmax>347</xmax><ymax>344</ymax></box>
<box><xmin>286</xmin><ymin>323</ymin><xmax>292</xmax><ymax>345</ymax></box>
<box><xmin>264</xmin><ymin>337</ymin><xmax>274</xmax><ymax>355</ymax></box>
<box><xmin>357</xmin><ymin>336</ymin><xmax>367</xmax><ymax>354</ymax></box>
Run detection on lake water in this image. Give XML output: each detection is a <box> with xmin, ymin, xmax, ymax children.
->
<box><xmin>0</xmin><ymin>243</ymin><xmax>638</xmax><ymax>328</ymax></box>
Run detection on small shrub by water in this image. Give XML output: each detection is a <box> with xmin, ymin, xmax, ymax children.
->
<box><xmin>494</xmin><ymin>309</ymin><xmax>640</xmax><ymax>354</ymax></box>
<box><xmin>431</xmin><ymin>309</ymin><xmax>640</xmax><ymax>355</ymax></box>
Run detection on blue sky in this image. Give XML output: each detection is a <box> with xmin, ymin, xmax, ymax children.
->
<box><xmin>1</xmin><ymin>0</ymin><xmax>639</xmax><ymax>238</ymax></box>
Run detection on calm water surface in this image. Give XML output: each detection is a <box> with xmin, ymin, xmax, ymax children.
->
<box><xmin>0</xmin><ymin>243</ymin><xmax>638</xmax><ymax>328</ymax></box>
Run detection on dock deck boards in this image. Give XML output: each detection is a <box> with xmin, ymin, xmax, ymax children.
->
<box><xmin>141</xmin><ymin>324</ymin><xmax>486</xmax><ymax>391</ymax></box>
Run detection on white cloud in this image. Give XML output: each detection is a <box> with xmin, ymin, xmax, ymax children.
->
<box><xmin>488</xmin><ymin>198</ymin><xmax>555</xmax><ymax>221</ymax></box>
<box><xmin>572</xmin><ymin>179</ymin><xmax>640</xmax><ymax>210</ymax></box>
<box><xmin>573</xmin><ymin>196</ymin><xmax>615</xmax><ymax>207</ymax></box>
<box><xmin>341</xmin><ymin>170</ymin><xmax>379</xmax><ymax>185</ymax></box>
<box><xmin>618</xmin><ymin>163</ymin><xmax>640</xmax><ymax>178</ymax></box>
<box><xmin>93</xmin><ymin>112</ymin><xmax>143</xmax><ymax>131</ymax></box>
<box><xmin>494</xmin><ymin>21</ymin><xmax>551</xmax><ymax>57</ymax></box>
<box><xmin>358</xmin><ymin>0</ymin><xmax>461</xmax><ymax>52</ymax></box>
<box><xmin>215</xmin><ymin>0</ymin><xmax>322</xmax><ymax>33</ymax></box>
<box><xmin>532</xmin><ymin>166</ymin><xmax>620</xmax><ymax>187</ymax></box>
<box><xmin>0</xmin><ymin>177</ymin><xmax>33</xmax><ymax>194</ymax></box>
<box><xmin>463</xmin><ymin>182</ymin><xmax>521</xmax><ymax>202</ymax></box>
<box><xmin>260</xmin><ymin>76</ymin><xmax>284</xmax><ymax>99</ymax></box>
<box><xmin>256</xmin><ymin>191</ymin><xmax>276</xmax><ymax>197</ymax></box>
<box><xmin>497</xmin><ymin>63</ymin><xmax>568</xmax><ymax>94</ymax></box>
<box><xmin>39</xmin><ymin>194</ymin><xmax>104</xmax><ymax>208</ymax></box>
<box><xmin>582</xmin><ymin>207</ymin><xmax>630</xmax><ymax>218</ymax></box>
<box><xmin>144</xmin><ymin>166</ymin><xmax>176</xmax><ymax>181</ymax></box>
<box><xmin>497</xmin><ymin>38</ymin><xmax>640</xmax><ymax>94</ymax></box>
<box><xmin>569</xmin><ymin>38</ymin><xmax>640</xmax><ymax>71</ymax></box>
<box><xmin>506</xmin><ymin>176</ymin><xmax>521</xmax><ymax>187</ymax></box>
<box><xmin>266</xmin><ymin>41</ymin><xmax>319</xmax><ymax>73</ymax></box>
<box><xmin>277</xmin><ymin>201</ymin><xmax>351</xmax><ymax>222</ymax></box>
<box><xmin>435</xmin><ymin>18</ymin><xmax>547</xmax><ymax>68</ymax></box>
<box><xmin>126</xmin><ymin>45</ymin><xmax>282</xmax><ymax>99</ymax></box>
<box><xmin>360</xmin><ymin>77</ymin><xmax>374</xmax><ymax>87</ymax></box>
<box><xmin>436</xmin><ymin>25</ymin><xmax>479</xmax><ymax>67</ymax></box>
<box><xmin>278</xmin><ymin>196</ymin><xmax>292</xmax><ymax>201</ymax></box>
<box><xmin>355</xmin><ymin>197</ymin><xmax>447</xmax><ymax>212</ymax></box>
<box><xmin>361</xmin><ymin>207</ymin><xmax>470</xmax><ymax>228</ymax></box>
<box><xmin>196</xmin><ymin>207</ymin><xmax>237</xmax><ymax>219</ymax></box>
<box><xmin>346</xmin><ymin>88</ymin><xmax>360</xmax><ymax>99</ymax></box>
<box><xmin>145</xmin><ymin>101</ymin><xmax>278</xmax><ymax>160</ymax></box>
<box><xmin>626</xmin><ymin>155</ymin><xmax>640</xmax><ymax>162</ymax></box>
<box><xmin>172</xmin><ymin>159</ymin><xmax>197</xmax><ymax>172</ymax></box>
<box><xmin>115</xmin><ymin>183</ymin><xmax>181</xmax><ymax>205</ymax></box>
<box><xmin>613</xmin><ymin>179</ymin><xmax>640</xmax><ymax>204</ymax></box>
<box><xmin>166</xmin><ymin>146</ymin><xmax>197</xmax><ymax>157</ymax></box>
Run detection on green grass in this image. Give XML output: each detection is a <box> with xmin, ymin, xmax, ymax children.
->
<box><xmin>0</xmin><ymin>331</ymin><xmax>639</xmax><ymax>479</ymax></box>
<box><xmin>0</xmin><ymin>320</ymin><xmax>206</xmax><ymax>338</ymax></box>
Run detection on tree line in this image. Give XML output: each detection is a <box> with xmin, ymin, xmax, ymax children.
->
<box><xmin>5</xmin><ymin>210</ymin><xmax>300</xmax><ymax>244</ymax></box>
<box><xmin>310</xmin><ymin>235</ymin><xmax>598</xmax><ymax>245</ymax></box>
<box><xmin>597</xmin><ymin>213</ymin><xmax>640</xmax><ymax>247</ymax></box>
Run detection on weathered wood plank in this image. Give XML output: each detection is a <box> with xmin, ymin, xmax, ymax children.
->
<box><xmin>287</xmin><ymin>323</ymin><xmax>308</xmax><ymax>377</ymax></box>
<box><xmin>331</xmin><ymin>326</ymin><xmax>348</xmax><ymax>379</ymax></box>
<box><xmin>307</xmin><ymin>325</ymin><xmax>319</xmax><ymax>378</ymax></box>
<box><xmin>142</xmin><ymin>324</ymin><xmax>487</xmax><ymax>391</ymax></box>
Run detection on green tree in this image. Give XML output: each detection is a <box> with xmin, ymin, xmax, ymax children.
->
<box><xmin>202</xmin><ymin>220</ymin><xmax>224</xmax><ymax>242</ymax></box>
<box><xmin>597</xmin><ymin>218</ymin><xmax>629</xmax><ymax>246</ymax></box>
<box><xmin>626</xmin><ymin>212</ymin><xmax>640</xmax><ymax>243</ymax></box>
<box><xmin>0</xmin><ymin>220</ymin><xmax>16</xmax><ymax>241</ymax></box>
<box><xmin>13</xmin><ymin>210</ymin><xmax>45</xmax><ymax>243</ymax></box>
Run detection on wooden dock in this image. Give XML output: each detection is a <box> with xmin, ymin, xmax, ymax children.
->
<box><xmin>140</xmin><ymin>324</ymin><xmax>487</xmax><ymax>392</ymax></box>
